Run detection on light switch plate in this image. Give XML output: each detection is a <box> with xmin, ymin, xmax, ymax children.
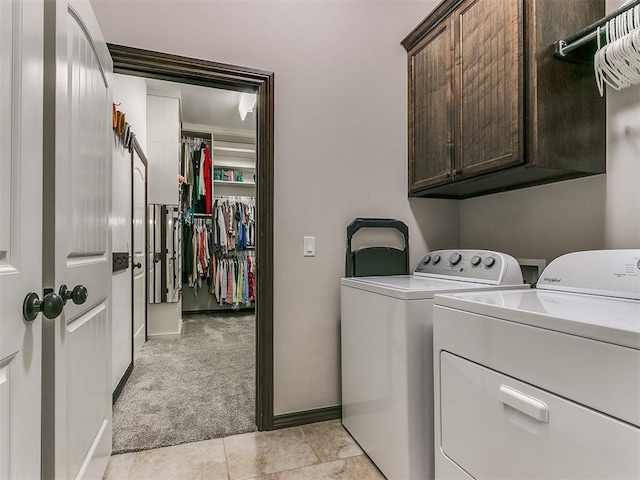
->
<box><xmin>304</xmin><ymin>236</ymin><xmax>315</xmax><ymax>257</ymax></box>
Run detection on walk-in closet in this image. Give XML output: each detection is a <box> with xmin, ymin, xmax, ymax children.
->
<box><xmin>110</xmin><ymin>75</ymin><xmax>258</xmax><ymax>454</ymax></box>
<box><xmin>180</xmin><ymin>131</ymin><xmax>257</xmax><ymax>313</ymax></box>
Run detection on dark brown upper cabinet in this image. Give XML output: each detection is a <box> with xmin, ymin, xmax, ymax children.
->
<box><xmin>403</xmin><ymin>0</ymin><xmax>605</xmax><ymax>199</ymax></box>
<box><xmin>409</xmin><ymin>19</ymin><xmax>454</xmax><ymax>191</ymax></box>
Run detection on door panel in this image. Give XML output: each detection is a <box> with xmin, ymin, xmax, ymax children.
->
<box><xmin>43</xmin><ymin>0</ymin><xmax>113</xmax><ymax>478</ymax></box>
<box><xmin>455</xmin><ymin>0</ymin><xmax>523</xmax><ymax>178</ymax></box>
<box><xmin>66</xmin><ymin>9</ymin><xmax>109</xmax><ymax>259</ymax></box>
<box><xmin>133</xmin><ymin>153</ymin><xmax>146</xmax><ymax>359</ymax></box>
<box><xmin>409</xmin><ymin>19</ymin><xmax>454</xmax><ymax>192</ymax></box>
<box><xmin>66</xmin><ymin>304</ymin><xmax>110</xmax><ymax>478</ymax></box>
<box><xmin>0</xmin><ymin>356</ymin><xmax>15</xmax><ymax>480</ymax></box>
<box><xmin>0</xmin><ymin>0</ymin><xmax>43</xmax><ymax>478</ymax></box>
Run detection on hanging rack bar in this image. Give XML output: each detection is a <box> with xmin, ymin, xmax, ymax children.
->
<box><xmin>214</xmin><ymin>195</ymin><xmax>255</xmax><ymax>201</ymax></box>
<box><xmin>182</xmin><ymin>129</ymin><xmax>212</xmax><ymax>141</ymax></box>
<box><xmin>554</xmin><ymin>0</ymin><xmax>640</xmax><ymax>64</ymax></box>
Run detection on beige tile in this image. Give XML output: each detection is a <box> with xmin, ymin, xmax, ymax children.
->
<box><xmin>128</xmin><ymin>438</ymin><xmax>228</xmax><ymax>480</ymax></box>
<box><xmin>224</xmin><ymin>427</ymin><xmax>319</xmax><ymax>480</ymax></box>
<box><xmin>276</xmin><ymin>455</ymin><xmax>385</xmax><ymax>480</ymax></box>
<box><xmin>300</xmin><ymin>420</ymin><xmax>363</xmax><ymax>462</ymax></box>
<box><xmin>103</xmin><ymin>453</ymin><xmax>135</xmax><ymax>480</ymax></box>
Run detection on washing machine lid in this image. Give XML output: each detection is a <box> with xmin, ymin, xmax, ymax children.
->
<box><xmin>341</xmin><ymin>275</ymin><xmax>525</xmax><ymax>300</ymax></box>
<box><xmin>435</xmin><ymin>289</ymin><xmax>640</xmax><ymax>349</ymax></box>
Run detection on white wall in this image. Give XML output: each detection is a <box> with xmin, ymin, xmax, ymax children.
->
<box><xmin>146</xmin><ymin>94</ymin><xmax>180</xmax><ymax>206</ymax></box>
<box><xmin>92</xmin><ymin>0</ymin><xmax>459</xmax><ymax>414</ymax></box>
<box><xmin>460</xmin><ymin>0</ymin><xmax>640</xmax><ymax>264</ymax></box>
<box><xmin>113</xmin><ymin>74</ymin><xmax>148</xmax><ymax>152</ymax></box>
<box><xmin>111</xmin><ymin>73</ymin><xmax>147</xmax><ymax>392</ymax></box>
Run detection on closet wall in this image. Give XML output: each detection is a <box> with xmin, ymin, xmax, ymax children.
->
<box><xmin>147</xmin><ymin>93</ymin><xmax>182</xmax><ymax>336</ymax></box>
<box><xmin>110</xmin><ymin>73</ymin><xmax>147</xmax><ymax>391</ymax></box>
<box><xmin>148</xmin><ymin>94</ymin><xmax>180</xmax><ymax>205</ymax></box>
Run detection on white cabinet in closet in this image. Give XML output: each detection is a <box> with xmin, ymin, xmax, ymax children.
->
<box><xmin>213</xmin><ymin>140</ymin><xmax>256</xmax><ymax>194</ymax></box>
<box><xmin>147</xmin><ymin>94</ymin><xmax>180</xmax><ymax>205</ymax></box>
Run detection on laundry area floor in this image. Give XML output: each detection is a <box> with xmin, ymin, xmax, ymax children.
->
<box><xmin>112</xmin><ymin>312</ymin><xmax>257</xmax><ymax>454</ymax></box>
<box><xmin>104</xmin><ymin>420</ymin><xmax>384</xmax><ymax>480</ymax></box>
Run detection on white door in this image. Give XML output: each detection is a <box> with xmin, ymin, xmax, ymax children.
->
<box><xmin>132</xmin><ymin>151</ymin><xmax>146</xmax><ymax>359</ymax></box>
<box><xmin>42</xmin><ymin>0</ymin><xmax>113</xmax><ymax>478</ymax></box>
<box><xmin>0</xmin><ymin>0</ymin><xmax>44</xmax><ymax>478</ymax></box>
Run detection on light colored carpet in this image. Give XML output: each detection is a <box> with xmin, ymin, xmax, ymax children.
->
<box><xmin>112</xmin><ymin>312</ymin><xmax>256</xmax><ymax>454</ymax></box>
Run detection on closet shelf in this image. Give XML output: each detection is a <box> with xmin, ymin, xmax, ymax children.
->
<box><xmin>214</xmin><ymin>159</ymin><xmax>256</xmax><ymax>170</ymax></box>
<box><xmin>554</xmin><ymin>0</ymin><xmax>640</xmax><ymax>64</ymax></box>
<box><xmin>213</xmin><ymin>143</ymin><xmax>255</xmax><ymax>159</ymax></box>
<box><xmin>214</xmin><ymin>180</ymin><xmax>256</xmax><ymax>187</ymax></box>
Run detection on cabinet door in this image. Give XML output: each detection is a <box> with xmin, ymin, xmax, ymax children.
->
<box><xmin>454</xmin><ymin>0</ymin><xmax>523</xmax><ymax>179</ymax></box>
<box><xmin>408</xmin><ymin>18</ymin><xmax>454</xmax><ymax>193</ymax></box>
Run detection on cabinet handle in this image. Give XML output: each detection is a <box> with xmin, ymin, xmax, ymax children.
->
<box><xmin>499</xmin><ymin>385</ymin><xmax>549</xmax><ymax>423</ymax></box>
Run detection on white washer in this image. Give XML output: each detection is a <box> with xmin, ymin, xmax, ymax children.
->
<box><xmin>341</xmin><ymin>249</ymin><xmax>526</xmax><ymax>480</ymax></box>
<box><xmin>433</xmin><ymin>249</ymin><xmax>640</xmax><ymax>480</ymax></box>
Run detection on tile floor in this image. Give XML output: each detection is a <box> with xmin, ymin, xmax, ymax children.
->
<box><xmin>103</xmin><ymin>420</ymin><xmax>386</xmax><ymax>480</ymax></box>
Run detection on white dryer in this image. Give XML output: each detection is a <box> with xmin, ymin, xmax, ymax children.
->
<box><xmin>433</xmin><ymin>249</ymin><xmax>640</xmax><ymax>479</ymax></box>
<box><xmin>341</xmin><ymin>249</ymin><xmax>526</xmax><ymax>480</ymax></box>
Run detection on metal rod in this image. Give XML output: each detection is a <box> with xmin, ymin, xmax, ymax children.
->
<box><xmin>558</xmin><ymin>29</ymin><xmax>600</xmax><ymax>57</ymax></box>
<box><xmin>214</xmin><ymin>195</ymin><xmax>255</xmax><ymax>201</ymax></box>
<box><xmin>555</xmin><ymin>0</ymin><xmax>640</xmax><ymax>59</ymax></box>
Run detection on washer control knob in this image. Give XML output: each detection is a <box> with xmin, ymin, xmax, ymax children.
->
<box><xmin>449</xmin><ymin>253</ymin><xmax>462</xmax><ymax>266</ymax></box>
<box><xmin>422</xmin><ymin>255</ymin><xmax>431</xmax><ymax>265</ymax></box>
<box><xmin>484</xmin><ymin>257</ymin><xmax>496</xmax><ymax>268</ymax></box>
<box><xmin>471</xmin><ymin>255</ymin><xmax>482</xmax><ymax>267</ymax></box>
<box><xmin>432</xmin><ymin>255</ymin><xmax>441</xmax><ymax>265</ymax></box>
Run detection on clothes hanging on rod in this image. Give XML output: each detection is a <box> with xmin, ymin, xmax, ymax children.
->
<box><xmin>181</xmin><ymin>208</ymin><xmax>256</xmax><ymax>309</ymax></box>
<box><xmin>179</xmin><ymin>129</ymin><xmax>257</xmax><ymax>312</ymax></box>
<box><xmin>181</xmin><ymin>136</ymin><xmax>213</xmax><ymax>215</ymax></box>
<box><xmin>210</xmin><ymin>251</ymin><xmax>256</xmax><ymax>308</ymax></box>
<box><xmin>212</xmin><ymin>197</ymin><xmax>256</xmax><ymax>253</ymax></box>
<box><xmin>182</xmin><ymin>217</ymin><xmax>213</xmax><ymax>292</ymax></box>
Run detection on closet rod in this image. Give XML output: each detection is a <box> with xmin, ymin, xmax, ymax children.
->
<box><xmin>554</xmin><ymin>0</ymin><xmax>640</xmax><ymax>64</ymax></box>
<box><xmin>214</xmin><ymin>195</ymin><xmax>255</xmax><ymax>201</ymax></box>
<box><xmin>182</xmin><ymin>129</ymin><xmax>212</xmax><ymax>141</ymax></box>
<box><xmin>218</xmin><ymin>249</ymin><xmax>255</xmax><ymax>256</ymax></box>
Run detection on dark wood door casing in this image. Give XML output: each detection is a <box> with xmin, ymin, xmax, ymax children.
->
<box><xmin>108</xmin><ymin>44</ymin><xmax>276</xmax><ymax>431</ymax></box>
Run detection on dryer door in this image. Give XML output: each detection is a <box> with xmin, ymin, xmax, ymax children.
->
<box><xmin>440</xmin><ymin>352</ymin><xmax>640</xmax><ymax>479</ymax></box>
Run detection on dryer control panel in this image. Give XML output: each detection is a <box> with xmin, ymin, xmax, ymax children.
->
<box><xmin>414</xmin><ymin>250</ymin><xmax>524</xmax><ymax>285</ymax></box>
<box><xmin>537</xmin><ymin>249</ymin><xmax>640</xmax><ymax>300</ymax></box>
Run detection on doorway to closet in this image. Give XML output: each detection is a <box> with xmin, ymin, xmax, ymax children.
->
<box><xmin>109</xmin><ymin>45</ymin><xmax>275</xmax><ymax>453</ymax></box>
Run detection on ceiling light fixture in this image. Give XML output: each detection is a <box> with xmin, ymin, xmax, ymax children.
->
<box><xmin>238</xmin><ymin>92</ymin><xmax>257</xmax><ymax>121</ymax></box>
